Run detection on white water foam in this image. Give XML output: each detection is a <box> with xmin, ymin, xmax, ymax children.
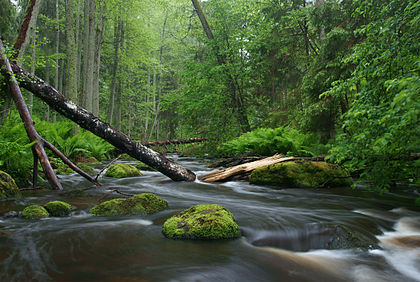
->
<box><xmin>373</xmin><ymin>216</ymin><xmax>420</xmax><ymax>282</ymax></box>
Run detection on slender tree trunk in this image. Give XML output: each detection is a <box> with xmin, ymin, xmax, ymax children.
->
<box><xmin>191</xmin><ymin>0</ymin><xmax>250</xmax><ymax>133</ymax></box>
<box><xmin>84</xmin><ymin>0</ymin><xmax>96</xmax><ymax>112</ymax></box>
<box><xmin>92</xmin><ymin>4</ymin><xmax>103</xmax><ymax>117</ymax></box>
<box><xmin>29</xmin><ymin>24</ymin><xmax>36</xmax><ymax>115</ymax></box>
<box><xmin>108</xmin><ymin>18</ymin><xmax>121</xmax><ymax>125</ymax></box>
<box><xmin>81</xmin><ymin>0</ymin><xmax>90</xmax><ymax>108</ymax></box>
<box><xmin>13</xmin><ymin>0</ymin><xmax>43</xmax><ymax>65</ymax></box>
<box><xmin>53</xmin><ymin>0</ymin><xmax>60</xmax><ymax>123</ymax></box>
<box><xmin>65</xmin><ymin>0</ymin><xmax>77</xmax><ymax>104</ymax></box>
<box><xmin>76</xmin><ymin>0</ymin><xmax>83</xmax><ymax>95</ymax></box>
<box><xmin>44</xmin><ymin>45</ymin><xmax>50</xmax><ymax>121</ymax></box>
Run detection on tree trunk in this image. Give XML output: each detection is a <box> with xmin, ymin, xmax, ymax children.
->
<box><xmin>13</xmin><ymin>0</ymin><xmax>43</xmax><ymax>65</ymax></box>
<box><xmin>108</xmin><ymin>18</ymin><xmax>122</xmax><ymax>125</ymax></box>
<box><xmin>44</xmin><ymin>47</ymin><xmax>50</xmax><ymax>121</ymax></box>
<box><xmin>84</xmin><ymin>0</ymin><xmax>96</xmax><ymax>112</ymax></box>
<box><xmin>191</xmin><ymin>0</ymin><xmax>250</xmax><ymax>133</ymax></box>
<box><xmin>92</xmin><ymin>4</ymin><xmax>103</xmax><ymax>117</ymax></box>
<box><xmin>81</xmin><ymin>0</ymin><xmax>90</xmax><ymax>108</ymax></box>
<box><xmin>6</xmin><ymin>62</ymin><xmax>196</xmax><ymax>182</ymax></box>
<box><xmin>53</xmin><ymin>0</ymin><xmax>60</xmax><ymax>122</ymax></box>
<box><xmin>29</xmin><ymin>24</ymin><xmax>36</xmax><ymax>115</ymax></box>
<box><xmin>65</xmin><ymin>0</ymin><xmax>78</xmax><ymax>105</ymax></box>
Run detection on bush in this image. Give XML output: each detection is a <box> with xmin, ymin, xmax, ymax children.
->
<box><xmin>218</xmin><ymin>127</ymin><xmax>329</xmax><ymax>157</ymax></box>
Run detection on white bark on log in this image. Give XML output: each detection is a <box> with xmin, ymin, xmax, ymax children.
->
<box><xmin>201</xmin><ymin>155</ymin><xmax>296</xmax><ymax>182</ymax></box>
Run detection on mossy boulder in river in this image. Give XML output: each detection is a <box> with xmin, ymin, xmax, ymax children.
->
<box><xmin>21</xmin><ymin>205</ymin><xmax>49</xmax><ymax>219</ymax></box>
<box><xmin>90</xmin><ymin>193</ymin><xmax>168</xmax><ymax>216</ymax></box>
<box><xmin>249</xmin><ymin>161</ymin><xmax>352</xmax><ymax>188</ymax></box>
<box><xmin>105</xmin><ymin>163</ymin><xmax>142</xmax><ymax>178</ymax></box>
<box><xmin>44</xmin><ymin>201</ymin><xmax>72</xmax><ymax>216</ymax></box>
<box><xmin>0</xmin><ymin>170</ymin><xmax>21</xmax><ymax>199</ymax></box>
<box><xmin>162</xmin><ymin>204</ymin><xmax>241</xmax><ymax>240</ymax></box>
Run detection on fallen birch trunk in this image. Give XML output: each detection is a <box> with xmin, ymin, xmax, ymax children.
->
<box><xmin>201</xmin><ymin>154</ymin><xmax>296</xmax><ymax>182</ymax></box>
<box><xmin>3</xmin><ymin>61</ymin><xmax>196</xmax><ymax>182</ymax></box>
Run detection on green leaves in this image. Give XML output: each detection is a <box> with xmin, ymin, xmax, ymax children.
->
<box><xmin>326</xmin><ymin>0</ymin><xmax>420</xmax><ymax>191</ymax></box>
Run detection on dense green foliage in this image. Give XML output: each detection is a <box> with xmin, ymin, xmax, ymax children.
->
<box><xmin>0</xmin><ymin>0</ymin><xmax>419</xmax><ymax>192</ymax></box>
<box><xmin>326</xmin><ymin>0</ymin><xmax>420</xmax><ymax>191</ymax></box>
<box><xmin>0</xmin><ymin>111</ymin><xmax>112</xmax><ymax>184</ymax></box>
<box><xmin>219</xmin><ymin>127</ymin><xmax>329</xmax><ymax>157</ymax></box>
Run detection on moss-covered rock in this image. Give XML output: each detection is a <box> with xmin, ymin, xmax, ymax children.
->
<box><xmin>76</xmin><ymin>163</ymin><xmax>95</xmax><ymax>174</ymax></box>
<box><xmin>21</xmin><ymin>205</ymin><xmax>49</xmax><ymax>219</ymax></box>
<box><xmin>0</xmin><ymin>170</ymin><xmax>21</xmax><ymax>199</ymax></box>
<box><xmin>162</xmin><ymin>204</ymin><xmax>241</xmax><ymax>240</ymax></box>
<box><xmin>249</xmin><ymin>161</ymin><xmax>353</xmax><ymax>188</ymax></box>
<box><xmin>90</xmin><ymin>193</ymin><xmax>168</xmax><ymax>216</ymax></box>
<box><xmin>44</xmin><ymin>201</ymin><xmax>72</xmax><ymax>216</ymax></box>
<box><xmin>56</xmin><ymin>162</ymin><xmax>74</xmax><ymax>175</ymax></box>
<box><xmin>135</xmin><ymin>162</ymin><xmax>157</xmax><ymax>171</ymax></box>
<box><xmin>131</xmin><ymin>193</ymin><xmax>168</xmax><ymax>214</ymax></box>
<box><xmin>105</xmin><ymin>163</ymin><xmax>142</xmax><ymax>178</ymax></box>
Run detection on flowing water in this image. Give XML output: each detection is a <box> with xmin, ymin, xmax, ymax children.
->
<box><xmin>1</xmin><ymin>156</ymin><xmax>419</xmax><ymax>281</ymax></box>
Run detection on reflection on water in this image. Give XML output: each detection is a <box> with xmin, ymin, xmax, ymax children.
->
<box><xmin>0</xmin><ymin>156</ymin><xmax>419</xmax><ymax>281</ymax></box>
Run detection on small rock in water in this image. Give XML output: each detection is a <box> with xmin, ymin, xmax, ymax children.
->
<box><xmin>21</xmin><ymin>205</ymin><xmax>49</xmax><ymax>219</ymax></box>
<box><xmin>90</xmin><ymin>193</ymin><xmax>168</xmax><ymax>216</ymax></box>
<box><xmin>44</xmin><ymin>201</ymin><xmax>73</xmax><ymax>217</ymax></box>
<box><xmin>105</xmin><ymin>163</ymin><xmax>142</xmax><ymax>178</ymax></box>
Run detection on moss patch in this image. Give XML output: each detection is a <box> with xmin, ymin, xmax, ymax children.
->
<box><xmin>56</xmin><ymin>162</ymin><xmax>74</xmax><ymax>175</ymax></box>
<box><xmin>44</xmin><ymin>201</ymin><xmax>72</xmax><ymax>216</ymax></box>
<box><xmin>76</xmin><ymin>163</ymin><xmax>95</xmax><ymax>174</ymax></box>
<box><xmin>21</xmin><ymin>205</ymin><xmax>49</xmax><ymax>219</ymax></box>
<box><xmin>249</xmin><ymin>161</ymin><xmax>353</xmax><ymax>188</ymax></box>
<box><xmin>0</xmin><ymin>170</ymin><xmax>21</xmax><ymax>199</ymax></box>
<box><xmin>105</xmin><ymin>163</ymin><xmax>142</xmax><ymax>178</ymax></box>
<box><xmin>90</xmin><ymin>193</ymin><xmax>168</xmax><ymax>216</ymax></box>
<box><xmin>162</xmin><ymin>204</ymin><xmax>241</xmax><ymax>240</ymax></box>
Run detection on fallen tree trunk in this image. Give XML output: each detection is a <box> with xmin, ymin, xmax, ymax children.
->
<box><xmin>4</xmin><ymin>62</ymin><xmax>196</xmax><ymax>182</ymax></box>
<box><xmin>201</xmin><ymin>154</ymin><xmax>296</xmax><ymax>182</ymax></box>
<box><xmin>145</xmin><ymin>137</ymin><xmax>212</xmax><ymax>147</ymax></box>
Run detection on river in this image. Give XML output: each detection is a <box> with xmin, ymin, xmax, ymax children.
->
<box><xmin>1</xmin><ymin>156</ymin><xmax>419</xmax><ymax>281</ymax></box>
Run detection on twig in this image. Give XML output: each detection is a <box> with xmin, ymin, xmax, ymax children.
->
<box><xmin>94</xmin><ymin>155</ymin><xmax>120</xmax><ymax>182</ymax></box>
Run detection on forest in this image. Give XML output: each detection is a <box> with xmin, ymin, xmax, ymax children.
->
<box><xmin>0</xmin><ymin>0</ymin><xmax>420</xmax><ymax>280</ymax></box>
<box><xmin>2</xmin><ymin>0</ymin><xmax>418</xmax><ymax>191</ymax></box>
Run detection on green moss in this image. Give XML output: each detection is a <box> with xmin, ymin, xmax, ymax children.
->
<box><xmin>56</xmin><ymin>162</ymin><xmax>74</xmax><ymax>175</ymax></box>
<box><xmin>21</xmin><ymin>205</ymin><xmax>49</xmax><ymax>219</ymax></box>
<box><xmin>89</xmin><ymin>198</ymin><xmax>128</xmax><ymax>216</ymax></box>
<box><xmin>44</xmin><ymin>201</ymin><xmax>72</xmax><ymax>216</ymax></box>
<box><xmin>131</xmin><ymin>193</ymin><xmax>168</xmax><ymax>214</ymax></box>
<box><xmin>105</xmin><ymin>163</ymin><xmax>142</xmax><ymax>178</ymax></box>
<box><xmin>162</xmin><ymin>204</ymin><xmax>241</xmax><ymax>240</ymax></box>
<box><xmin>135</xmin><ymin>162</ymin><xmax>157</xmax><ymax>171</ymax></box>
<box><xmin>76</xmin><ymin>163</ymin><xmax>95</xmax><ymax>174</ymax></box>
<box><xmin>0</xmin><ymin>170</ymin><xmax>21</xmax><ymax>199</ymax></box>
<box><xmin>415</xmin><ymin>197</ymin><xmax>420</xmax><ymax>206</ymax></box>
<box><xmin>249</xmin><ymin>161</ymin><xmax>353</xmax><ymax>188</ymax></box>
<box><xmin>89</xmin><ymin>193</ymin><xmax>168</xmax><ymax>216</ymax></box>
